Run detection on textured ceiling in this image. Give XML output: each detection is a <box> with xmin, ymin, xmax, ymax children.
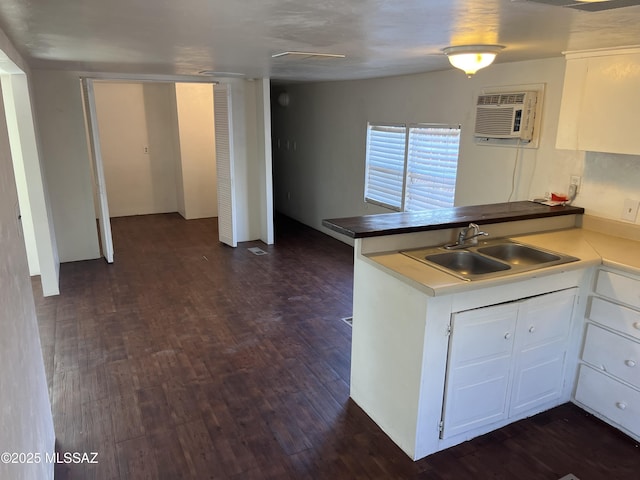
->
<box><xmin>0</xmin><ymin>0</ymin><xmax>639</xmax><ymax>81</ymax></box>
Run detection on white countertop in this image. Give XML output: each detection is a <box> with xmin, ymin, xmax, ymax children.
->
<box><xmin>365</xmin><ymin>227</ymin><xmax>639</xmax><ymax>297</ymax></box>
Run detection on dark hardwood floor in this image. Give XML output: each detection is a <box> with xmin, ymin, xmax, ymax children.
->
<box><xmin>32</xmin><ymin>213</ymin><xmax>639</xmax><ymax>480</ymax></box>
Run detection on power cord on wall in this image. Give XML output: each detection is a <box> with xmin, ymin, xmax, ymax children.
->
<box><xmin>507</xmin><ymin>139</ymin><xmax>523</xmax><ymax>202</ymax></box>
<box><xmin>566</xmin><ymin>183</ymin><xmax>578</xmax><ymax>204</ymax></box>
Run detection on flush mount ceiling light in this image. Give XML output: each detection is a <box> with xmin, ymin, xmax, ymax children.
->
<box><xmin>442</xmin><ymin>45</ymin><xmax>505</xmax><ymax>77</ymax></box>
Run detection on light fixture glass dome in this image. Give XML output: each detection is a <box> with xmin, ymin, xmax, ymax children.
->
<box><xmin>442</xmin><ymin>45</ymin><xmax>505</xmax><ymax>77</ymax></box>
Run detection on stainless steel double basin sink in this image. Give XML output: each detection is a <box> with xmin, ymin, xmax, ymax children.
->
<box><xmin>401</xmin><ymin>239</ymin><xmax>579</xmax><ymax>281</ymax></box>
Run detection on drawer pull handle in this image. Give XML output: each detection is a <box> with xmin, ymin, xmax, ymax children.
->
<box><xmin>504</xmin><ymin>332</ymin><xmax>512</xmax><ymax>340</ymax></box>
<box><xmin>616</xmin><ymin>402</ymin><xmax>627</xmax><ymax>410</ymax></box>
<box><xmin>625</xmin><ymin>360</ymin><xmax>637</xmax><ymax>368</ymax></box>
<box><xmin>529</xmin><ymin>326</ymin><xmax>536</xmax><ymax>333</ymax></box>
<box><xmin>634</xmin><ymin>322</ymin><xmax>640</xmax><ymax>330</ymax></box>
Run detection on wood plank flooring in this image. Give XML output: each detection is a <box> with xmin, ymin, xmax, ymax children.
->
<box><xmin>32</xmin><ymin>213</ymin><xmax>639</xmax><ymax>479</ymax></box>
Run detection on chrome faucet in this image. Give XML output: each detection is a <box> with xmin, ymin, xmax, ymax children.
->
<box><xmin>445</xmin><ymin>223</ymin><xmax>489</xmax><ymax>249</ymax></box>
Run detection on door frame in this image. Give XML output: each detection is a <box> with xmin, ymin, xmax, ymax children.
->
<box><xmin>80</xmin><ymin>78</ymin><xmax>114</xmax><ymax>263</ymax></box>
<box><xmin>79</xmin><ymin>73</ymin><xmax>274</xmax><ymax>257</ymax></box>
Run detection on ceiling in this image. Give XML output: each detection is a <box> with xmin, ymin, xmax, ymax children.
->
<box><xmin>0</xmin><ymin>0</ymin><xmax>639</xmax><ymax>82</ymax></box>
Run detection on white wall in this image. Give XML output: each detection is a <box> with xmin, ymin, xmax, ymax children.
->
<box><xmin>93</xmin><ymin>81</ymin><xmax>179</xmax><ymax>217</ymax></box>
<box><xmin>174</xmin><ymin>82</ymin><xmax>217</xmax><ymax>219</ymax></box>
<box><xmin>273</xmin><ymin>57</ymin><xmax>640</xmax><ymax>240</ymax></box>
<box><xmin>31</xmin><ymin>69</ymin><xmax>101</xmax><ymax>262</ymax></box>
<box><xmin>272</xmin><ymin>58</ymin><xmax>578</xmax><ymax>240</ymax></box>
<box><xmin>0</xmin><ymin>45</ymin><xmax>60</xmax><ymax>296</ymax></box>
<box><xmin>227</xmin><ymin>79</ymin><xmax>263</xmax><ymax>242</ymax></box>
<box><xmin>168</xmin><ymin>86</ymin><xmax>185</xmax><ymax>217</ymax></box>
<box><xmin>0</xmin><ymin>79</ymin><xmax>55</xmax><ymax>480</ymax></box>
<box><xmin>2</xmin><ymin>75</ymin><xmax>39</xmax><ymax>273</ymax></box>
<box><xmin>1</xmin><ymin>73</ymin><xmax>60</xmax><ymax>296</ymax></box>
<box><xmin>575</xmin><ymin>151</ymin><xmax>640</xmax><ymax>221</ymax></box>
<box><xmin>30</xmin><ymin>72</ymin><xmax>273</xmax><ymax>261</ymax></box>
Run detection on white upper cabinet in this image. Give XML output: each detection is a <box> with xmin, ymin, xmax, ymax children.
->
<box><xmin>557</xmin><ymin>48</ymin><xmax>640</xmax><ymax>155</ymax></box>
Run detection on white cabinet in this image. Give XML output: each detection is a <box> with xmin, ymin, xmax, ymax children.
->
<box><xmin>442</xmin><ymin>288</ymin><xmax>577</xmax><ymax>439</ymax></box>
<box><xmin>350</xmin><ymin>249</ymin><xmax>587</xmax><ymax>460</ymax></box>
<box><xmin>594</xmin><ymin>269</ymin><xmax>640</xmax><ymax>310</ymax></box>
<box><xmin>575</xmin><ymin>268</ymin><xmax>640</xmax><ymax>441</ymax></box>
<box><xmin>556</xmin><ymin>48</ymin><xmax>640</xmax><ymax>155</ymax></box>
<box><xmin>510</xmin><ymin>290</ymin><xmax>576</xmax><ymax>416</ymax></box>
<box><xmin>575</xmin><ymin>366</ymin><xmax>640</xmax><ymax>437</ymax></box>
<box><xmin>442</xmin><ymin>302</ymin><xmax>518</xmax><ymax>439</ymax></box>
<box><xmin>581</xmin><ymin>324</ymin><xmax>640</xmax><ymax>386</ymax></box>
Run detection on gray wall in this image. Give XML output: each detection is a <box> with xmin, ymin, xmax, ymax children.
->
<box><xmin>93</xmin><ymin>81</ymin><xmax>181</xmax><ymax>218</ymax></box>
<box><xmin>31</xmin><ymin>69</ymin><xmax>101</xmax><ymax>262</ymax></box>
<box><xmin>30</xmin><ymin>73</ymin><xmax>271</xmax><ymax>262</ymax></box>
<box><xmin>0</xmin><ymin>80</ymin><xmax>55</xmax><ymax>480</ymax></box>
<box><xmin>271</xmin><ymin>57</ymin><xmax>640</xmax><ymax>241</ymax></box>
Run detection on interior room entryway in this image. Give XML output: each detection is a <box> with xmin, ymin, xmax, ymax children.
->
<box><xmin>81</xmin><ymin>78</ymin><xmax>248</xmax><ymax>263</ymax></box>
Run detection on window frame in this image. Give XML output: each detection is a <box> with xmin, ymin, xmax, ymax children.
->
<box><xmin>364</xmin><ymin>122</ymin><xmax>461</xmax><ymax>212</ymax></box>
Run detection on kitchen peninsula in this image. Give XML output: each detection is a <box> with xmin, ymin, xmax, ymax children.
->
<box><xmin>323</xmin><ymin>201</ymin><xmax>605</xmax><ymax>460</ymax></box>
<box><xmin>323</xmin><ymin>201</ymin><xmax>589</xmax><ymax>296</ymax></box>
<box><xmin>323</xmin><ymin>201</ymin><xmax>585</xmax><ymax>239</ymax></box>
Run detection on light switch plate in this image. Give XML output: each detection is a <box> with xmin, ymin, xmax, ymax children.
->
<box><xmin>621</xmin><ymin>198</ymin><xmax>639</xmax><ymax>222</ymax></box>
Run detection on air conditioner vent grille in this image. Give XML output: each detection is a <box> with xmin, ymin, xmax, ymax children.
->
<box><xmin>477</xmin><ymin>93</ymin><xmax>526</xmax><ymax>106</ymax></box>
<box><xmin>475</xmin><ymin>108</ymin><xmax>515</xmax><ymax>135</ymax></box>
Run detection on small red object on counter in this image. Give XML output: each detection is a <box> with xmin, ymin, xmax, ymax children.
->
<box><xmin>551</xmin><ymin>193</ymin><xmax>568</xmax><ymax>202</ymax></box>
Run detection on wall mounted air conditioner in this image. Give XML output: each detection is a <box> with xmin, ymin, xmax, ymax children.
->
<box><xmin>474</xmin><ymin>91</ymin><xmax>538</xmax><ymax>142</ymax></box>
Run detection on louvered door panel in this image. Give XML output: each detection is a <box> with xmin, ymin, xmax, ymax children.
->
<box><xmin>214</xmin><ymin>84</ymin><xmax>237</xmax><ymax>247</ymax></box>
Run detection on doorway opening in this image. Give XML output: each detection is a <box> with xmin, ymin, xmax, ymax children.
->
<box><xmin>81</xmin><ymin>78</ymin><xmax>239</xmax><ymax>262</ymax></box>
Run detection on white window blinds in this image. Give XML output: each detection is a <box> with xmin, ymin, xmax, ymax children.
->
<box><xmin>405</xmin><ymin>126</ymin><xmax>460</xmax><ymax>211</ymax></box>
<box><xmin>364</xmin><ymin>123</ymin><xmax>460</xmax><ymax>212</ymax></box>
<box><xmin>364</xmin><ymin>124</ymin><xmax>406</xmax><ymax>210</ymax></box>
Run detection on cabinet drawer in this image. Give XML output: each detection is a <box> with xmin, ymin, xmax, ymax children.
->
<box><xmin>595</xmin><ymin>270</ymin><xmax>640</xmax><ymax>310</ymax></box>
<box><xmin>589</xmin><ymin>297</ymin><xmax>640</xmax><ymax>341</ymax></box>
<box><xmin>582</xmin><ymin>324</ymin><xmax>640</xmax><ymax>388</ymax></box>
<box><xmin>575</xmin><ymin>365</ymin><xmax>640</xmax><ymax>439</ymax></box>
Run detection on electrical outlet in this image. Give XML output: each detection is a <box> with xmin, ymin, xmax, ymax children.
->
<box><xmin>143</xmin><ymin>145</ymin><xmax>149</xmax><ymax>154</ymax></box>
<box><xmin>621</xmin><ymin>198</ymin><xmax>639</xmax><ymax>222</ymax></box>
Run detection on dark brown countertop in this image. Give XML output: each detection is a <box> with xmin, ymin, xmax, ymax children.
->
<box><xmin>322</xmin><ymin>201</ymin><xmax>585</xmax><ymax>239</ymax></box>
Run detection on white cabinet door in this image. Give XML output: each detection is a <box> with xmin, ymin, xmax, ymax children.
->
<box><xmin>578</xmin><ymin>52</ymin><xmax>640</xmax><ymax>155</ymax></box>
<box><xmin>556</xmin><ymin>57</ymin><xmax>588</xmax><ymax>150</ymax></box>
<box><xmin>510</xmin><ymin>289</ymin><xmax>576</xmax><ymax>416</ymax></box>
<box><xmin>557</xmin><ymin>50</ymin><xmax>640</xmax><ymax>155</ymax></box>
<box><xmin>214</xmin><ymin>83</ymin><xmax>237</xmax><ymax>247</ymax></box>
<box><xmin>441</xmin><ymin>302</ymin><xmax>518</xmax><ymax>439</ymax></box>
<box><xmin>442</xmin><ymin>288</ymin><xmax>576</xmax><ymax>439</ymax></box>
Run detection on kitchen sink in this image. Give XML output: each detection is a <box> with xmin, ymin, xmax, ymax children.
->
<box><xmin>424</xmin><ymin>251</ymin><xmax>510</xmax><ymax>276</ymax></box>
<box><xmin>477</xmin><ymin>243</ymin><xmax>560</xmax><ymax>266</ymax></box>
<box><xmin>401</xmin><ymin>238</ymin><xmax>579</xmax><ymax>281</ymax></box>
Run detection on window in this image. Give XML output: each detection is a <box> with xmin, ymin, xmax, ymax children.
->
<box><xmin>364</xmin><ymin>123</ymin><xmax>460</xmax><ymax>212</ymax></box>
